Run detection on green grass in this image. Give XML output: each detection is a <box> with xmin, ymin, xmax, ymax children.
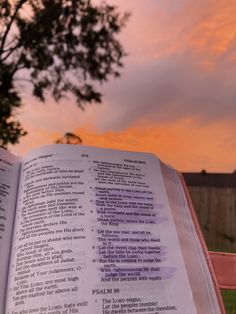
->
<box><xmin>221</xmin><ymin>290</ymin><xmax>236</xmax><ymax>314</ymax></box>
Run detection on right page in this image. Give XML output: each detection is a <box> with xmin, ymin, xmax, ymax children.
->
<box><xmin>6</xmin><ymin>145</ymin><xmax>223</xmax><ymax>313</ymax></box>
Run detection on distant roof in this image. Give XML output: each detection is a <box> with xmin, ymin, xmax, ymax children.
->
<box><xmin>182</xmin><ymin>171</ymin><xmax>236</xmax><ymax>188</ymax></box>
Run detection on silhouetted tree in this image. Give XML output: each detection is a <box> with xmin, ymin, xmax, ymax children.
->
<box><xmin>0</xmin><ymin>0</ymin><xmax>129</xmax><ymax>149</ymax></box>
<box><xmin>55</xmin><ymin>132</ymin><xmax>82</xmax><ymax>145</ymax></box>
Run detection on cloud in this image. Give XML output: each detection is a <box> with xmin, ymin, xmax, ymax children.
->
<box><xmin>18</xmin><ymin>0</ymin><xmax>236</xmax><ymax>134</ymax></box>
<box><xmin>72</xmin><ymin>118</ymin><xmax>236</xmax><ymax>172</ymax></box>
<box><xmin>12</xmin><ymin>0</ymin><xmax>236</xmax><ymax>174</ymax></box>
<box><xmin>91</xmin><ymin>51</ymin><xmax>236</xmax><ymax>131</ymax></box>
<box><xmin>86</xmin><ymin>0</ymin><xmax>236</xmax><ymax>132</ymax></box>
<box><xmin>11</xmin><ymin>116</ymin><xmax>236</xmax><ymax>172</ymax></box>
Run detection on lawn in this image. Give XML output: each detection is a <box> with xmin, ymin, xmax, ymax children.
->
<box><xmin>221</xmin><ymin>289</ymin><xmax>236</xmax><ymax>314</ymax></box>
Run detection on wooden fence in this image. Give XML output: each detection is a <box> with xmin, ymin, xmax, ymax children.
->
<box><xmin>188</xmin><ymin>186</ymin><xmax>236</xmax><ymax>252</ymax></box>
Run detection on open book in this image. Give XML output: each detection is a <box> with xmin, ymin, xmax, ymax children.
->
<box><xmin>0</xmin><ymin>145</ymin><xmax>225</xmax><ymax>314</ymax></box>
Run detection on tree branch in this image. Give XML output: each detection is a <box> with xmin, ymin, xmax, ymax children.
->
<box><xmin>3</xmin><ymin>35</ymin><xmax>19</xmax><ymax>50</ymax></box>
<box><xmin>0</xmin><ymin>0</ymin><xmax>27</xmax><ymax>61</ymax></box>
<box><xmin>1</xmin><ymin>41</ymin><xmax>20</xmax><ymax>62</ymax></box>
<box><xmin>9</xmin><ymin>50</ymin><xmax>24</xmax><ymax>79</ymax></box>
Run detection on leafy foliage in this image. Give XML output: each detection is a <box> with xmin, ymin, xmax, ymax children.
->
<box><xmin>55</xmin><ymin>132</ymin><xmax>82</xmax><ymax>145</ymax></box>
<box><xmin>0</xmin><ymin>0</ymin><xmax>129</xmax><ymax>149</ymax></box>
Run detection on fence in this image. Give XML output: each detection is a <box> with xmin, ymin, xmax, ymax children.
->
<box><xmin>188</xmin><ymin>186</ymin><xmax>236</xmax><ymax>252</ymax></box>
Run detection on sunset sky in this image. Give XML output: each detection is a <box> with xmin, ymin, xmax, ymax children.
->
<box><xmin>11</xmin><ymin>0</ymin><xmax>236</xmax><ymax>172</ymax></box>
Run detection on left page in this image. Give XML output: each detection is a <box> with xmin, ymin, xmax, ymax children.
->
<box><xmin>0</xmin><ymin>148</ymin><xmax>21</xmax><ymax>314</ymax></box>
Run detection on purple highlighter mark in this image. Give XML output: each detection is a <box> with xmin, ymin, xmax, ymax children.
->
<box><xmin>95</xmin><ymin>228</ymin><xmax>162</xmax><ymax>245</ymax></box>
<box><xmin>93</xmin><ymin>186</ymin><xmax>153</xmax><ymax>195</ymax></box>
<box><xmin>96</xmin><ymin>212</ymin><xmax>168</xmax><ymax>226</ymax></box>
<box><xmin>98</xmin><ymin>265</ymin><xmax>177</xmax><ymax>281</ymax></box>
<box><xmin>93</xmin><ymin>187</ymin><xmax>164</xmax><ymax>209</ymax></box>
<box><xmin>97</xmin><ymin>246</ymin><xmax>168</xmax><ymax>258</ymax></box>
<box><xmin>154</xmin><ymin>203</ymin><xmax>165</xmax><ymax>210</ymax></box>
<box><xmin>95</xmin><ymin>241</ymin><xmax>169</xmax><ymax>267</ymax></box>
<box><xmin>93</xmin><ymin>186</ymin><xmax>167</xmax><ymax>228</ymax></box>
<box><xmin>96</xmin><ymin>206</ymin><xmax>163</xmax><ymax>215</ymax></box>
<box><xmin>146</xmin><ymin>266</ymin><xmax>177</xmax><ymax>280</ymax></box>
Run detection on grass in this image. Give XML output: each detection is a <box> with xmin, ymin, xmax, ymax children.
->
<box><xmin>221</xmin><ymin>290</ymin><xmax>236</xmax><ymax>314</ymax></box>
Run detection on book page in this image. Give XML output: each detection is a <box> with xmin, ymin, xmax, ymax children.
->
<box><xmin>6</xmin><ymin>145</ymin><xmax>197</xmax><ymax>313</ymax></box>
<box><xmin>0</xmin><ymin>149</ymin><xmax>20</xmax><ymax>314</ymax></box>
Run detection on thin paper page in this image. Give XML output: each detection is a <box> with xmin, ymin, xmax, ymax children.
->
<box><xmin>0</xmin><ymin>149</ymin><xmax>20</xmax><ymax>314</ymax></box>
<box><xmin>6</xmin><ymin>145</ymin><xmax>197</xmax><ymax>313</ymax></box>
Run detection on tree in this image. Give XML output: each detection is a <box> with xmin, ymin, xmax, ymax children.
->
<box><xmin>0</xmin><ymin>0</ymin><xmax>129</xmax><ymax>149</ymax></box>
<box><xmin>55</xmin><ymin>132</ymin><xmax>82</xmax><ymax>145</ymax></box>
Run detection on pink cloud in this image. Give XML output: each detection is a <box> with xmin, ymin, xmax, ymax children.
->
<box><xmin>12</xmin><ymin>0</ymin><xmax>236</xmax><ymax>172</ymax></box>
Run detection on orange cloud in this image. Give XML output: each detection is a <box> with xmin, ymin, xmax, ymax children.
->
<box><xmin>71</xmin><ymin>118</ymin><xmax>236</xmax><ymax>173</ymax></box>
<box><xmin>118</xmin><ymin>0</ymin><xmax>236</xmax><ymax>70</ymax></box>
<box><xmin>10</xmin><ymin>111</ymin><xmax>236</xmax><ymax>173</ymax></box>
<box><xmin>10</xmin><ymin>0</ymin><xmax>236</xmax><ymax>175</ymax></box>
<box><xmin>189</xmin><ymin>5</ymin><xmax>236</xmax><ymax>54</ymax></box>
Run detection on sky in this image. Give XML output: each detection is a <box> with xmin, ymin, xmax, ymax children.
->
<box><xmin>11</xmin><ymin>0</ymin><xmax>236</xmax><ymax>172</ymax></box>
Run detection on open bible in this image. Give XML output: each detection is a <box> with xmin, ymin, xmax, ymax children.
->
<box><xmin>0</xmin><ymin>144</ymin><xmax>225</xmax><ymax>314</ymax></box>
